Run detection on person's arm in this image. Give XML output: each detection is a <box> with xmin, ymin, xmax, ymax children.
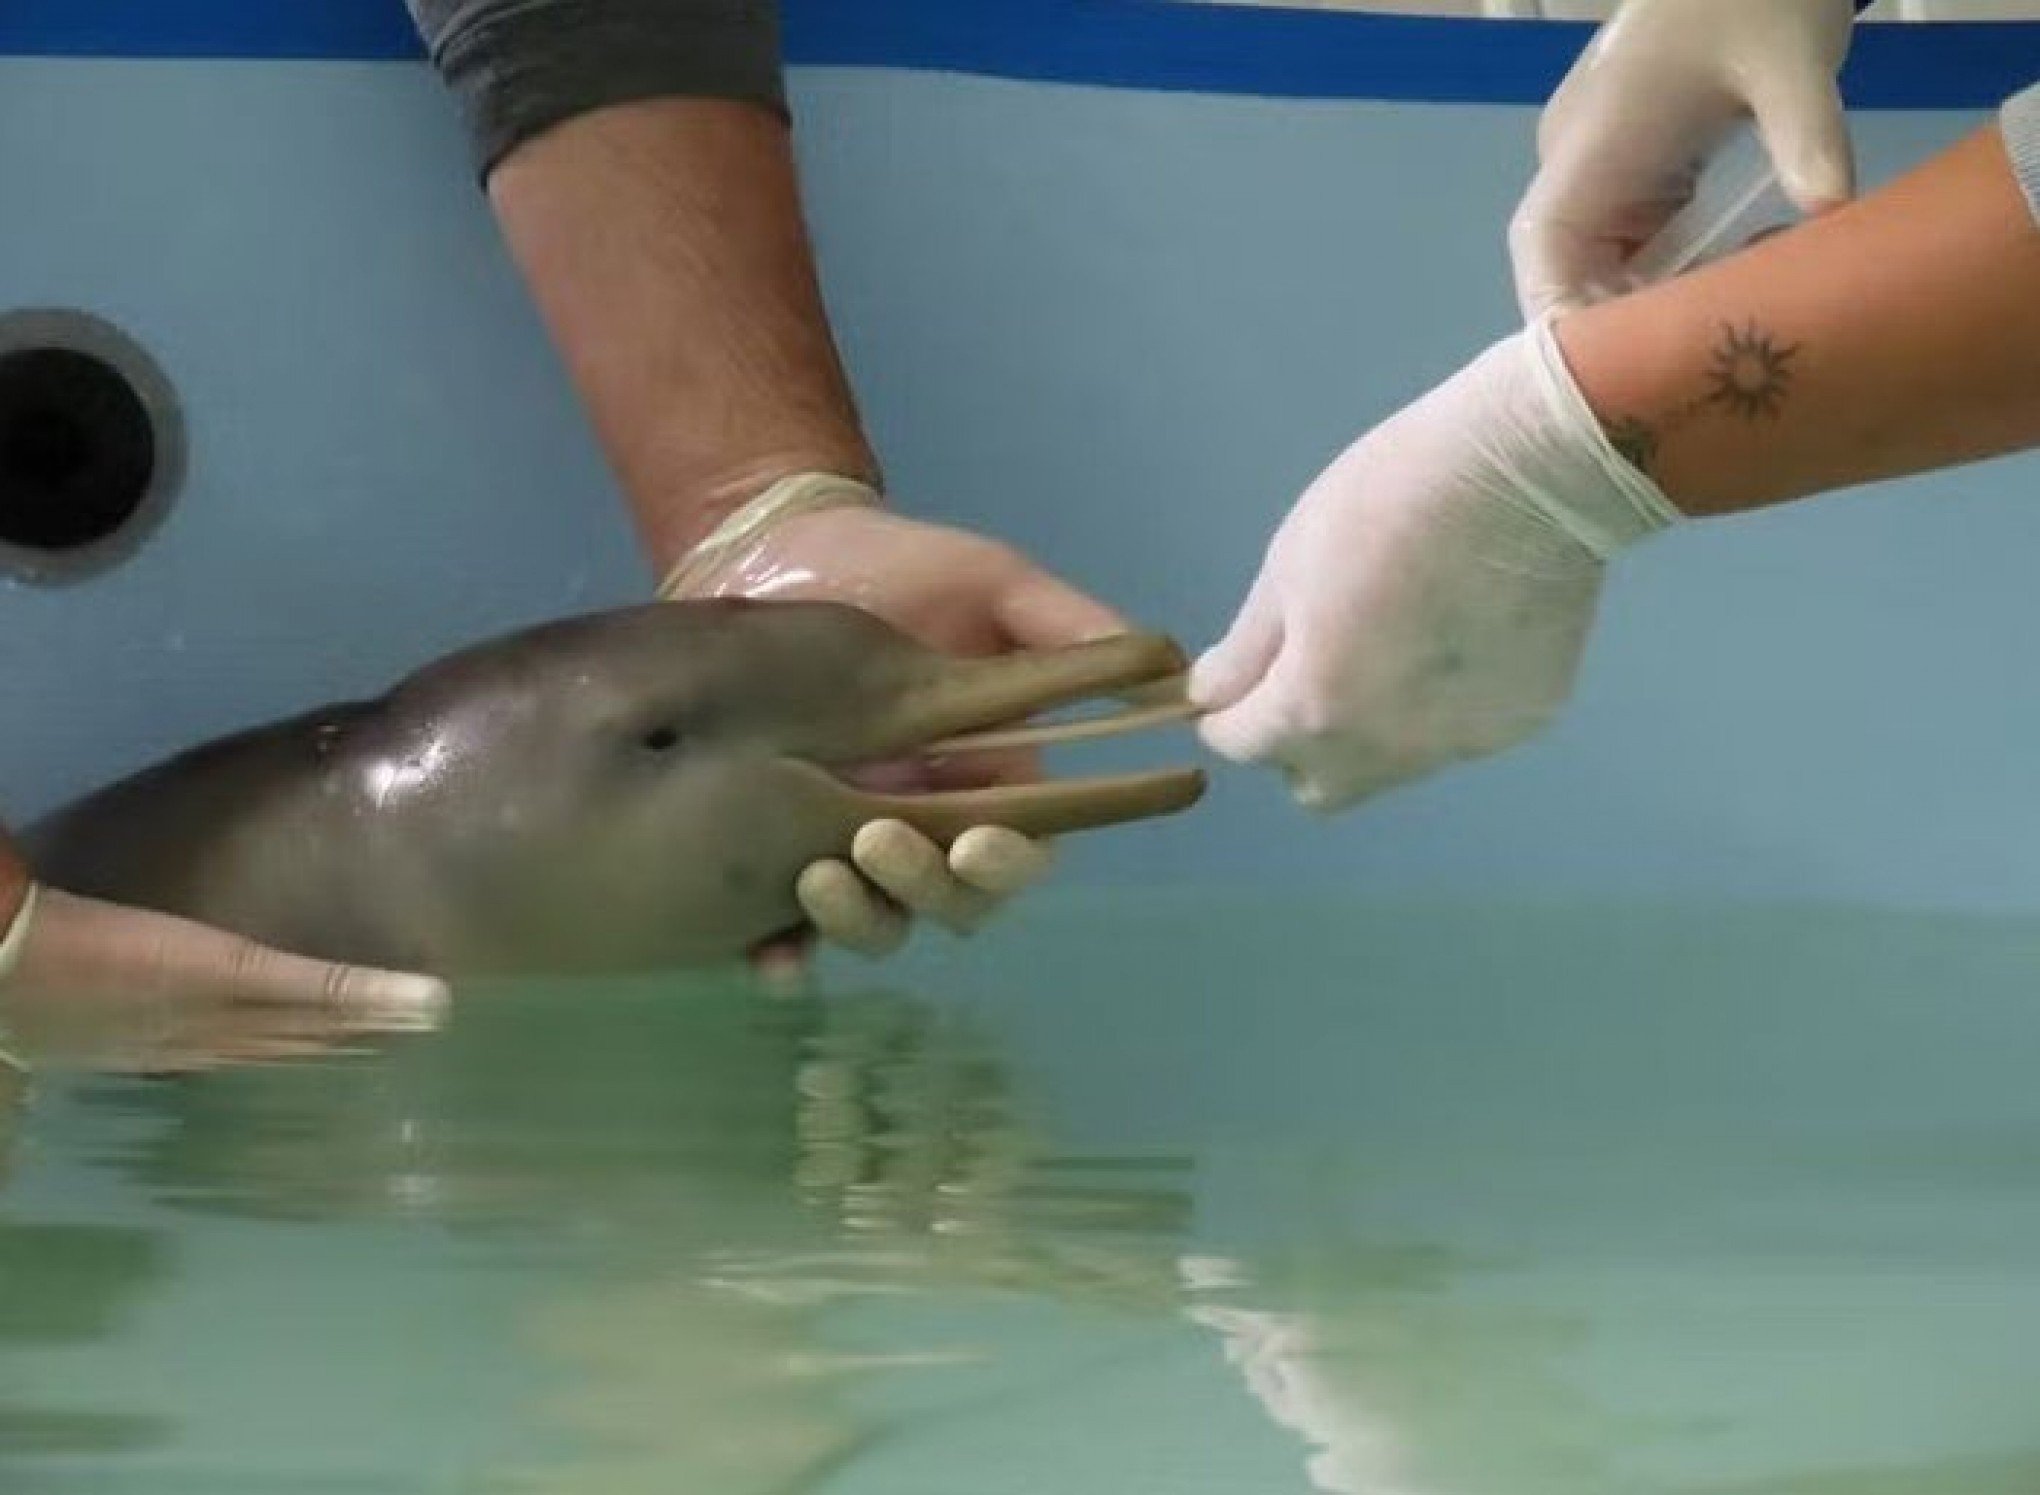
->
<box><xmin>407</xmin><ymin>0</ymin><xmax>873</xmax><ymax>566</ymax></box>
<box><xmin>1</xmin><ymin>819</ymin><xmax>446</xmax><ymax>1068</ymax></box>
<box><xmin>490</xmin><ymin>99</ymin><xmax>879</xmax><ymax>566</ymax></box>
<box><xmin>1559</xmin><ymin>99</ymin><xmax>2040</xmax><ymax>516</ymax></box>
<box><xmin>408</xmin><ymin>1</ymin><xmax>1117</xmax><ymax>965</ymax></box>
<box><xmin>1195</xmin><ymin>92</ymin><xmax>2040</xmax><ymax>812</ymax></box>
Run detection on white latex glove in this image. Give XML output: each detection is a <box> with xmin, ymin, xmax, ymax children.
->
<box><xmin>660</xmin><ymin>474</ymin><xmax>1121</xmax><ymax>967</ymax></box>
<box><xmin>0</xmin><ymin>879</ymin><xmax>447</xmax><ymax>1073</ymax></box>
<box><xmin>1510</xmin><ymin>0</ymin><xmax>1858</xmax><ymax>319</ymax></box>
<box><xmin>1191</xmin><ymin>316</ymin><xmax>1678</xmax><ymax>812</ymax></box>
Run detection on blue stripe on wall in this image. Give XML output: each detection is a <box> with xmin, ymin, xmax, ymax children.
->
<box><xmin>0</xmin><ymin>1</ymin><xmax>423</xmax><ymax>61</ymax></box>
<box><xmin>0</xmin><ymin>0</ymin><xmax>2031</xmax><ymax>109</ymax></box>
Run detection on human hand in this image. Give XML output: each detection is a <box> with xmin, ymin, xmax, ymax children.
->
<box><xmin>0</xmin><ymin>879</ymin><xmax>447</xmax><ymax>1075</ymax></box>
<box><xmin>1509</xmin><ymin>0</ymin><xmax>1857</xmax><ymax>319</ymax></box>
<box><xmin>661</xmin><ymin>476</ymin><xmax>1129</xmax><ymax>971</ymax></box>
<box><xmin>1191</xmin><ymin>318</ymin><xmax>1679</xmax><ymax>811</ymax></box>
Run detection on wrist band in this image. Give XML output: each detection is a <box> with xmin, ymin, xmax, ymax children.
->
<box><xmin>0</xmin><ymin>884</ymin><xmax>36</xmax><ymax>1079</ymax></box>
<box><xmin>1521</xmin><ymin>313</ymin><xmax>1682</xmax><ymax>560</ymax></box>
<box><xmin>0</xmin><ymin>883</ymin><xmax>35</xmax><ymax>983</ymax></box>
<box><xmin>656</xmin><ymin>472</ymin><xmax>884</xmax><ymax>601</ymax></box>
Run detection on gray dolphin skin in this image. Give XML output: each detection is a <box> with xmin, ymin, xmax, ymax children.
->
<box><xmin>25</xmin><ymin>601</ymin><xmax>1204</xmax><ymax>977</ymax></box>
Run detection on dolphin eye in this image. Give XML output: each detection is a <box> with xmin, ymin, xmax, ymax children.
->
<box><xmin>640</xmin><ymin>725</ymin><xmax>682</xmax><ymax>753</ymax></box>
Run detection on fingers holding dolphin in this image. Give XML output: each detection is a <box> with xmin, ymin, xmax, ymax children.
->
<box><xmin>4</xmin><ymin>889</ymin><xmax>447</xmax><ymax>1017</ymax></box>
<box><xmin>794</xmin><ymin>822</ymin><xmax>1052</xmax><ymax>955</ymax></box>
<box><xmin>767</xmin><ymin>824</ymin><xmax>1050</xmax><ymax>971</ymax></box>
<box><xmin>949</xmin><ymin>825</ymin><xmax>1054</xmax><ymax>901</ymax></box>
<box><xmin>850</xmin><ymin>820</ymin><xmax>1023</xmax><ymax>937</ymax></box>
<box><xmin>796</xmin><ymin>858</ymin><xmax>910</xmax><ymax>957</ymax></box>
<box><xmin>0</xmin><ymin>888</ymin><xmax>447</xmax><ymax>1074</ymax></box>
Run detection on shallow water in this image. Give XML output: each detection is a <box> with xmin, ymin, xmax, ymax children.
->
<box><xmin>4</xmin><ymin>896</ymin><xmax>2040</xmax><ymax>1494</ymax></box>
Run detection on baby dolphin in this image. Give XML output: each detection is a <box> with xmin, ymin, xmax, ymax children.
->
<box><xmin>25</xmin><ymin>601</ymin><xmax>1204</xmax><ymax>977</ymax></box>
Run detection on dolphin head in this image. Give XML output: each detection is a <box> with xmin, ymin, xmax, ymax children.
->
<box><xmin>353</xmin><ymin>600</ymin><xmax>1203</xmax><ymax>972</ymax></box>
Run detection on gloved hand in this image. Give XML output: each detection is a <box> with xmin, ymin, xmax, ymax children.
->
<box><xmin>1191</xmin><ymin>316</ymin><xmax>1678</xmax><ymax>811</ymax></box>
<box><xmin>1510</xmin><ymin>0</ymin><xmax>1858</xmax><ymax>319</ymax></box>
<box><xmin>660</xmin><ymin>474</ymin><xmax>1128</xmax><ymax>969</ymax></box>
<box><xmin>0</xmin><ymin>870</ymin><xmax>447</xmax><ymax>1074</ymax></box>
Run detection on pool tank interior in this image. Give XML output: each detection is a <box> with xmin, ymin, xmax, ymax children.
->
<box><xmin>2</xmin><ymin>3</ymin><xmax>2039</xmax><ymax>1492</ymax></box>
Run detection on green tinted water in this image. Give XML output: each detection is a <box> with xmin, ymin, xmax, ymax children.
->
<box><xmin>4</xmin><ymin>896</ymin><xmax>2039</xmax><ymax>1494</ymax></box>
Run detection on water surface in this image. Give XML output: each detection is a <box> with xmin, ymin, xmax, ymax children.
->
<box><xmin>3</xmin><ymin>897</ymin><xmax>2038</xmax><ymax>1493</ymax></box>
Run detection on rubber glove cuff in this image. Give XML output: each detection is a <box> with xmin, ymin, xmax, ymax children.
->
<box><xmin>0</xmin><ymin>885</ymin><xmax>31</xmax><ymax>1078</ymax></box>
<box><xmin>0</xmin><ymin>884</ymin><xmax>35</xmax><ymax>985</ymax></box>
<box><xmin>657</xmin><ymin>472</ymin><xmax>884</xmax><ymax>601</ymax></box>
<box><xmin>1519</xmin><ymin>312</ymin><xmax>1683</xmax><ymax>558</ymax></box>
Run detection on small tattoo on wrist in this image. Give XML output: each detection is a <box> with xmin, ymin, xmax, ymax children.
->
<box><xmin>1599</xmin><ymin>317</ymin><xmax>1801</xmax><ymax>476</ymax></box>
<box><xmin>1606</xmin><ymin>416</ymin><xmax>1659</xmax><ymax>474</ymax></box>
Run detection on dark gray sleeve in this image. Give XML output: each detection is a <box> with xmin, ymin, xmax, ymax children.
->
<box><xmin>407</xmin><ymin>0</ymin><xmax>786</xmax><ymax>180</ymax></box>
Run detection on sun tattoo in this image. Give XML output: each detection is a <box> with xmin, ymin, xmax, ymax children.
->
<box><xmin>1704</xmin><ymin>319</ymin><xmax>1800</xmax><ymax>420</ymax></box>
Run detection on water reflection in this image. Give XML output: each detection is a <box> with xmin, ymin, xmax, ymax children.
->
<box><xmin>0</xmin><ymin>1051</ymin><xmax>23</xmax><ymax>1185</ymax></box>
<box><xmin>3</xmin><ymin>900</ymin><xmax>2040</xmax><ymax>1493</ymax></box>
<box><xmin>0</xmin><ymin>1222</ymin><xmax>170</xmax><ymax>1470</ymax></box>
<box><xmin>17</xmin><ymin>975</ymin><xmax>1597</xmax><ymax>1493</ymax></box>
<box><xmin>0</xmin><ymin>971</ymin><xmax>439</xmax><ymax>1080</ymax></box>
<box><xmin>40</xmin><ymin>978</ymin><xmax>1217</xmax><ymax>1492</ymax></box>
<box><xmin>1703</xmin><ymin>1455</ymin><xmax>2040</xmax><ymax>1494</ymax></box>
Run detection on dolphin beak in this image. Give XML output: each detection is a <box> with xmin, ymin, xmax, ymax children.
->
<box><xmin>801</xmin><ymin>632</ymin><xmax>1208</xmax><ymax>843</ymax></box>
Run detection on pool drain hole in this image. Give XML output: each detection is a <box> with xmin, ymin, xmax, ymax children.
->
<box><xmin>0</xmin><ymin>311</ymin><xmax>183</xmax><ymax>584</ymax></box>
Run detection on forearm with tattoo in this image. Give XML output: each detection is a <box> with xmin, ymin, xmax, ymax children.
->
<box><xmin>1558</xmin><ymin>124</ymin><xmax>2040</xmax><ymax>519</ymax></box>
<box><xmin>1603</xmin><ymin>319</ymin><xmax>1803</xmax><ymax>478</ymax></box>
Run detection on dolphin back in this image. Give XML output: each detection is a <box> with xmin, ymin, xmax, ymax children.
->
<box><xmin>23</xmin><ymin>705</ymin><xmax>373</xmax><ymax>932</ymax></box>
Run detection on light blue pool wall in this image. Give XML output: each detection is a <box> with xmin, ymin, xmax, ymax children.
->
<box><xmin>0</xmin><ymin>54</ymin><xmax>2025</xmax><ymax>908</ymax></box>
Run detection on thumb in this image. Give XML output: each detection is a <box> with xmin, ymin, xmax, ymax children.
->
<box><xmin>1747</xmin><ymin>70</ymin><xmax>1854</xmax><ymax>215</ymax></box>
<box><xmin>202</xmin><ymin>933</ymin><xmax>451</xmax><ymax>1021</ymax></box>
<box><xmin>1196</xmin><ymin>684</ymin><xmax>1295</xmax><ymax>769</ymax></box>
<box><xmin>17</xmin><ymin>889</ymin><xmax>448</xmax><ymax>1020</ymax></box>
<box><xmin>1507</xmin><ymin>159</ymin><xmax>1650</xmax><ymax>323</ymax></box>
<box><xmin>995</xmin><ymin>564</ymin><xmax>1129</xmax><ymax>651</ymax></box>
<box><xmin>1508</xmin><ymin>189</ymin><xmax>1600</xmax><ymax>323</ymax></box>
<box><xmin>1192</xmin><ymin>610</ymin><xmax>1293</xmax><ymax>768</ymax></box>
<box><xmin>1189</xmin><ymin>572</ymin><xmax>1282</xmax><ymax>715</ymax></box>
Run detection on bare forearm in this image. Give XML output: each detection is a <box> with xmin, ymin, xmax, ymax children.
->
<box><xmin>1558</xmin><ymin>120</ymin><xmax>2040</xmax><ymax>517</ymax></box>
<box><xmin>408</xmin><ymin>0</ymin><xmax>878</xmax><ymax>573</ymax></box>
<box><xmin>488</xmin><ymin>98</ymin><xmax>879</xmax><ymax>570</ymax></box>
